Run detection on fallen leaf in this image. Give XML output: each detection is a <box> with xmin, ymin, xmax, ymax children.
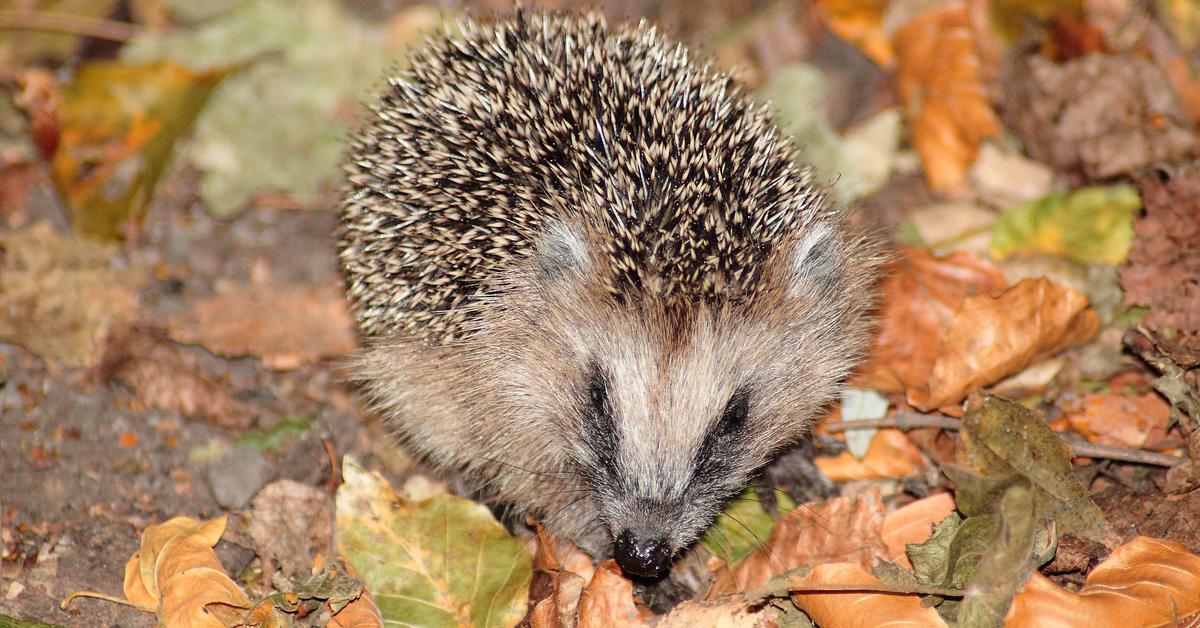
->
<box><xmin>529</xmin><ymin>570</ymin><xmax>587</xmax><ymax>628</ymax></box>
<box><xmin>813</xmin><ymin>429</ymin><xmax>926</xmax><ymax>481</ymax></box>
<box><xmin>657</xmin><ymin>594</ymin><xmax>776</xmax><ymax>627</ymax></box>
<box><xmin>900</xmin><ymin>202</ymin><xmax>997</xmax><ymax>257</ymax></box>
<box><xmin>1001</xmin><ymin>52</ymin><xmax>1196</xmax><ymax>179</ymax></box>
<box><xmin>895</xmin><ymin>2</ymin><xmax>1000</xmax><ymax>190</ymax></box>
<box><xmin>968</xmin><ymin>143</ymin><xmax>1056</xmax><ymax>210</ymax></box>
<box><xmin>957</xmin><ymin>482</ymin><xmax>1048</xmax><ymax>627</ymax></box>
<box><xmin>908</xmin><ymin>278</ymin><xmax>1101</xmax><ymax>411</ymax></box>
<box><xmin>1120</xmin><ymin>167</ymin><xmax>1200</xmax><ymax>367</ymax></box>
<box><xmin>814</xmin><ymin>0</ymin><xmax>894</xmax><ymax>67</ymax></box>
<box><xmin>88</xmin><ymin>515</ymin><xmax>253</xmax><ymax>627</ymax></box>
<box><xmin>709</xmin><ymin>489</ymin><xmax>889</xmax><ymax>596</ymax></box>
<box><xmin>98</xmin><ymin>326</ymin><xmax>255</xmax><ymax>430</ymax></box>
<box><xmin>956</xmin><ymin>395</ymin><xmax>1111</xmax><ymax>545</ymax></box>
<box><xmin>335</xmin><ymin>458</ymin><xmax>531</xmax><ymax>628</ymax></box>
<box><xmin>1007</xmin><ymin>536</ymin><xmax>1200</xmax><ymax>626</ymax></box>
<box><xmin>786</xmin><ymin>563</ymin><xmax>948</xmax><ymax>627</ymax></box>
<box><xmin>701</xmin><ymin>488</ymin><xmax>788</xmax><ymax>567</ymax></box>
<box><xmin>989</xmin><ymin>185</ymin><xmax>1141</xmax><ymax>265</ymax></box>
<box><xmin>881</xmin><ymin>493</ymin><xmax>958</xmax><ymax>568</ymax></box>
<box><xmin>326</xmin><ymin>583</ymin><xmax>383</xmax><ymax>628</ymax></box>
<box><xmin>577</xmin><ymin>561</ymin><xmax>648</xmax><ymax>628</ymax></box>
<box><xmin>0</xmin><ymin>222</ymin><xmax>138</xmax><ymax>370</ymax></box>
<box><xmin>165</xmin><ymin>281</ymin><xmax>356</xmax><ymax>369</ymax></box>
<box><xmin>1063</xmin><ymin>392</ymin><xmax>1171</xmax><ymax>449</ymax></box>
<box><xmin>249</xmin><ymin>479</ymin><xmax>332</xmax><ymax>583</ymax></box>
<box><xmin>51</xmin><ymin>61</ymin><xmax>226</xmax><ymax>239</ymax></box>
<box><xmin>857</xmin><ymin>247</ymin><xmax>1008</xmax><ymax>394</ymax></box>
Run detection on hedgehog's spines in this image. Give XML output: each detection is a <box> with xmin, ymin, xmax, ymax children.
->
<box><xmin>340</xmin><ymin>10</ymin><xmax>829</xmax><ymax>343</ymax></box>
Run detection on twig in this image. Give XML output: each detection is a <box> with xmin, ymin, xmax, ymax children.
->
<box><xmin>821</xmin><ymin>413</ymin><xmax>960</xmax><ymax>433</ymax></box>
<box><xmin>0</xmin><ymin>10</ymin><xmax>141</xmax><ymax>42</ymax></box>
<box><xmin>822</xmin><ymin>412</ymin><xmax>1185</xmax><ymax>467</ymax></box>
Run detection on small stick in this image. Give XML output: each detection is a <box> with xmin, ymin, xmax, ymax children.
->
<box><xmin>0</xmin><ymin>10</ymin><xmax>141</xmax><ymax>42</ymax></box>
<box><xmin>822</xmin><ymin>413</ymin><xmax>1185</xmax><ymax>467</ymax></box>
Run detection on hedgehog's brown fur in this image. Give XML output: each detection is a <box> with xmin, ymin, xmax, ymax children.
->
<box><xmin>339</xmin><ymin>10</ymin><xmax>879</xmax><ymax>575</ymax></box>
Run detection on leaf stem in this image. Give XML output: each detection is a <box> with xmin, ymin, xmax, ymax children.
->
<box><xmin>0</xmin><ymin>11</ymin><xmax>141</xmax><ymax>42</ymax></box>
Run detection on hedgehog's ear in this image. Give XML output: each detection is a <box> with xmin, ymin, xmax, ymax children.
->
<box><xmin>535</xmin><ymin>221</ymin><xmax>591</xmax><ymax>281</ymax></box>
<box><xmin>788</xmin><ymin>222</ymin><xmax>844</xmax><ymax>299</ymax></box>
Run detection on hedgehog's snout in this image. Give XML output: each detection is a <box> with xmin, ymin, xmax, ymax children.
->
<box><xmin>614</xmin><ymin>529</ymin><xmax>672</xmax><ymax>579</ymax></box>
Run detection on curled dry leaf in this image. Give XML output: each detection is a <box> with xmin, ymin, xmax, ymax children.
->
<box><xmin>1063</xmin><ymin>392</ymin><xmax>1171</xmax><ymax>450</ymax></box>
<box><xmin>894</xmin><ymin>2</ymin><xmax>1000</xmax><ymax>190</ymax></box>
<box><xmin>814</xmin><ymin>429</ymin><xmax>926</xmax><ymax>481</ymax></box>
<box><xmin>99</xmin><ymin>325</ymin><xmax>255</xmax><ymax>430</ymax></box>
<box><xmin>708</xmin><ymin>489</ymin><xmax>889</xmax><ymax>597</ymax></box>
<box><xmin>577</xmin><ymin>561</ymin><xmax>648</xmax><ymax>628</ymax></box>
<box><xmin>528</xmin><ymin>524</ymin><xmax>595</xmax><ymax>628</ymax></box>
<box><xmin>327</xmin><ymin>587</ymin><xmax>384</xmax><ymax>628</ymax></box>
<box><xmin>1007</xmin><ymin>536</ymin><xmax>1200</xmax><ymax>626</ymax></box>
<box><xmin>657</xmin><ymin>595</ymin><xmax>773</xmax><ymax>627</ymax></box>
<box><xmin>908</xmin><ymin>277</ymin><xmax>1101</xmax><ymax>411</ymax></box>
<box><xmin>880</xmin><ymin>493</ymin><xmax>958</xmax><ymax>568</ymax></box>
<box><xmin>166</xmin><ymin>281</ymin><xmax>356</xmax><ymax>370</ymax></box>
<box><xmin>857</xmin><ymin>247</ymin><xmax>1008</xmax><ymax>394</ymax></box>
<box><xmin>121</xmin><ymin>515</ymin><xmax>251</xmax><ymax>626</ymax></box>
<box><xmin>0</xmin><ymin>222</ymin><xmax>137</xmax><ymax>370</ymax></box>
<box><xmin>787</xmin><ymin>563</ymin><xmax>948</xmax><ymax>627</ymax></box>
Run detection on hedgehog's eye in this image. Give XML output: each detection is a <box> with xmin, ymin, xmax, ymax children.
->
<box><xmin>717</xmin><ymin>388</ymin><xmax>750</xmax><ymax>436</ymax></box>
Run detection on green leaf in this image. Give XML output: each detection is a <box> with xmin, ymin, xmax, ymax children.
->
<box><xmin>0</xmin><ymin>614</ymin><xmax>67</xmax><ymax>628</ymax></box>
<box><xmin>335</xmin><ymin>458</ymin><xmax>531</xmax><ymax>628</ymax></box>
<box><xmin>958</xmin><ymin>396</ymin><xmax>1110</xmax><ymax>544</ymax></box>
<box><xmin>958</xmin><ymin>483</ymin><xmax>1042</xmax><ymax>628</ymax></box>
<box><xmin>989</xmin><ymin>185</ymin><xmax>1141</xmax><ymax>265</ymax></box>
<box><xmin>701</xmin><ymin>488</ymin><xmax>791</xmax><ymax>565</ymax></box>
<box><xmin>51</xmin><ymin>61</ymin><xmax>226</xmax><ymax>239</ymax></box>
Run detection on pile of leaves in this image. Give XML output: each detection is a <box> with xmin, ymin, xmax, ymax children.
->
<box><xmin>3</xmin><ymin>0</ymin><xmax>1200</xmax><ymax>626</ymax></box>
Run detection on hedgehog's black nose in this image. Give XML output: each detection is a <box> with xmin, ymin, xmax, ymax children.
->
<box><xmin>614</xmin><ymin>530</ymin><xmax>670</xmax><ymax>579</ymax></box>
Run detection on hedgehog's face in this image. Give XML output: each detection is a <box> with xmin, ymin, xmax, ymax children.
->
<box><xmin>518</xmin><ymin>219</ymin><xmax>873</xmax><ymax>579</ymax></box>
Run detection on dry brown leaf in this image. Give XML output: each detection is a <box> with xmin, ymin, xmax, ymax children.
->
<box><xmin>99</xmin><ymin>325</ymin><xmax>255</xmax><ymax>429</ymax></box>
<box><xmin>788</xmin><ymin>563</ymin><xmax>949</xmax><ymax>627</ymax></box>
<box><xmin>880</xmin><ymin>493</ymin><xmax>958</xmax><ymax>568</ymax></box>
<box><xmin>529</xmin><ymin>524</ymin><xmax>595</xmax><ymax>628</ymax></box>
<box><xmin>529</xmin><ymin>570</ymin><xmax>588</xmax><ymax>628</ymax></box>
<box><xmin>708</xmin><ymin>489</ymin><xmax>889</xmax><ymax>596</ymax></box>
<box><xmin>814</xmin><ymin>0</ymin><xmax>893</xmax><ymax>67</ymax></box>
<box><xmin>121</xmin><ymin>515</ymin><xmax>251</xmax><ymax>626</ymax></box>
<box><xmin>894</xmin><ymin>2</ymin><xmax>1000</xmax><ymax>190</ymax></box>
<box><xmin>657</xmin><ymin>595</ymin><xmax>773</xmax><ymax>627</ymax></box>
<box><xmin>165</xmin><ymin>281</ymin><xmax>356</xmax><ymax>370</ymax></box>
<box><xmin>857</xmin><ymin>247</ymin><xmax>1008</xmax><ymax>393</ymax></box>
<box><xmin>0</xmin><ymin>221</ymin><xmax>137</xmax><ymax>370</ymax></box>
<box><xmin>577</xmin><ymin>560</ymin><xmax>648</xmax><ymax>628</ymax></box>
<box><xmin>908</xmin><ymin>277</ymin><xmax>1101</xmax><ymax>410</ymax></box>
<box><xmin>814</xmin><ymin>429</ymin><xmax>926</xmax><ymax>481</ymax></box>
<box><xmin>1063</xmin><ymin>392</ymin><xmax>1171</xmax><ymax>450</ymax></box>
<box><xmin>1006</xmin><ymin>536</ymin><xmax>1200</xmax><ymax>626</ymax></box>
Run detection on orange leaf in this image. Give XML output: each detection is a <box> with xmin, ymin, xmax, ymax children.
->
<box><xmin>789</xmin><ymin>563</ymin><xmax>949</xmax><ymax>627</ymax></box>
<box><xmin>1007</xmin><ymin>536</ymin><xmax>1200</xmax><ymax>626</ymax></box>
<box><xmin>857</xmin><ymin>247</ymin><xmax>1008</xmax><ymax>393</ymax></box>
<box><xmin>814</xmin><ymin>0</ymin><xmax>894</xmax><ymax>67</ymax></box>
<box><xmin>1063</xmin><ymin>392</ymin><xmax>1171</xmax><ymax>450</ymax></box>
<box><xmin>895</xmin><ymin>3</ymin><xmax>1000</xmax><ymax>190</ymax></box>
<box><xmin>709</xmin><ymin>489</ymin><xmax>889</xmax><ymax>596</ymax></box>
<box><xmin>814</xmin><ymin>429</ymin><xmax>926</xmax><ymax>481</ymax></box>
<box><xmin>880</xmin><ymin>493</ymin><xmax>958</xmax><ymax>568</ymax></box>
<box><xmin>120</xmin><ymin>515</ymin><xmax>251</xmax><ymax>625</ymax></box>
<box><xmin>327</xmin><ymin>587</ymin><xmax>384</xmax><ymax>628</ymax></box>
<box><xmin>165</xmin><ymin>282</ymin><xmax>357</xmax><ymax>370</ymax></box>
<box><xmin>577</xmin><ymin>560</ymin><xmax>648</xmax><ymax>628</ymax></box>
<box><xmin>908</xmin><ymin>277</ymin><xmax>1100</xmax><ymax>410</ymax></box>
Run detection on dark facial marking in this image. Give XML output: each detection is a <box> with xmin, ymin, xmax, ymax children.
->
<box><xmin>581</xmin><ymin>362</ymin><xmax>620</xmax><ymax>481</ymax></box>
<box><xmin>689</xmin><ymin>386</ymin><xmax>751</xmax><ymax>490</ymax></box>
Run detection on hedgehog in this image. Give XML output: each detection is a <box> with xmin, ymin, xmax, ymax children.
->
<box><xmin>339</xmin><ymin>10</ymin><xmax>878</xmax><ymax>580</ymax></box>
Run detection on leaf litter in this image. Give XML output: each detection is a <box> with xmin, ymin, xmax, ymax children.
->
<box><xmin>6</xmin><ymin>0</ymin><xmax>1200</xmax><ymax>627</ymax></box>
